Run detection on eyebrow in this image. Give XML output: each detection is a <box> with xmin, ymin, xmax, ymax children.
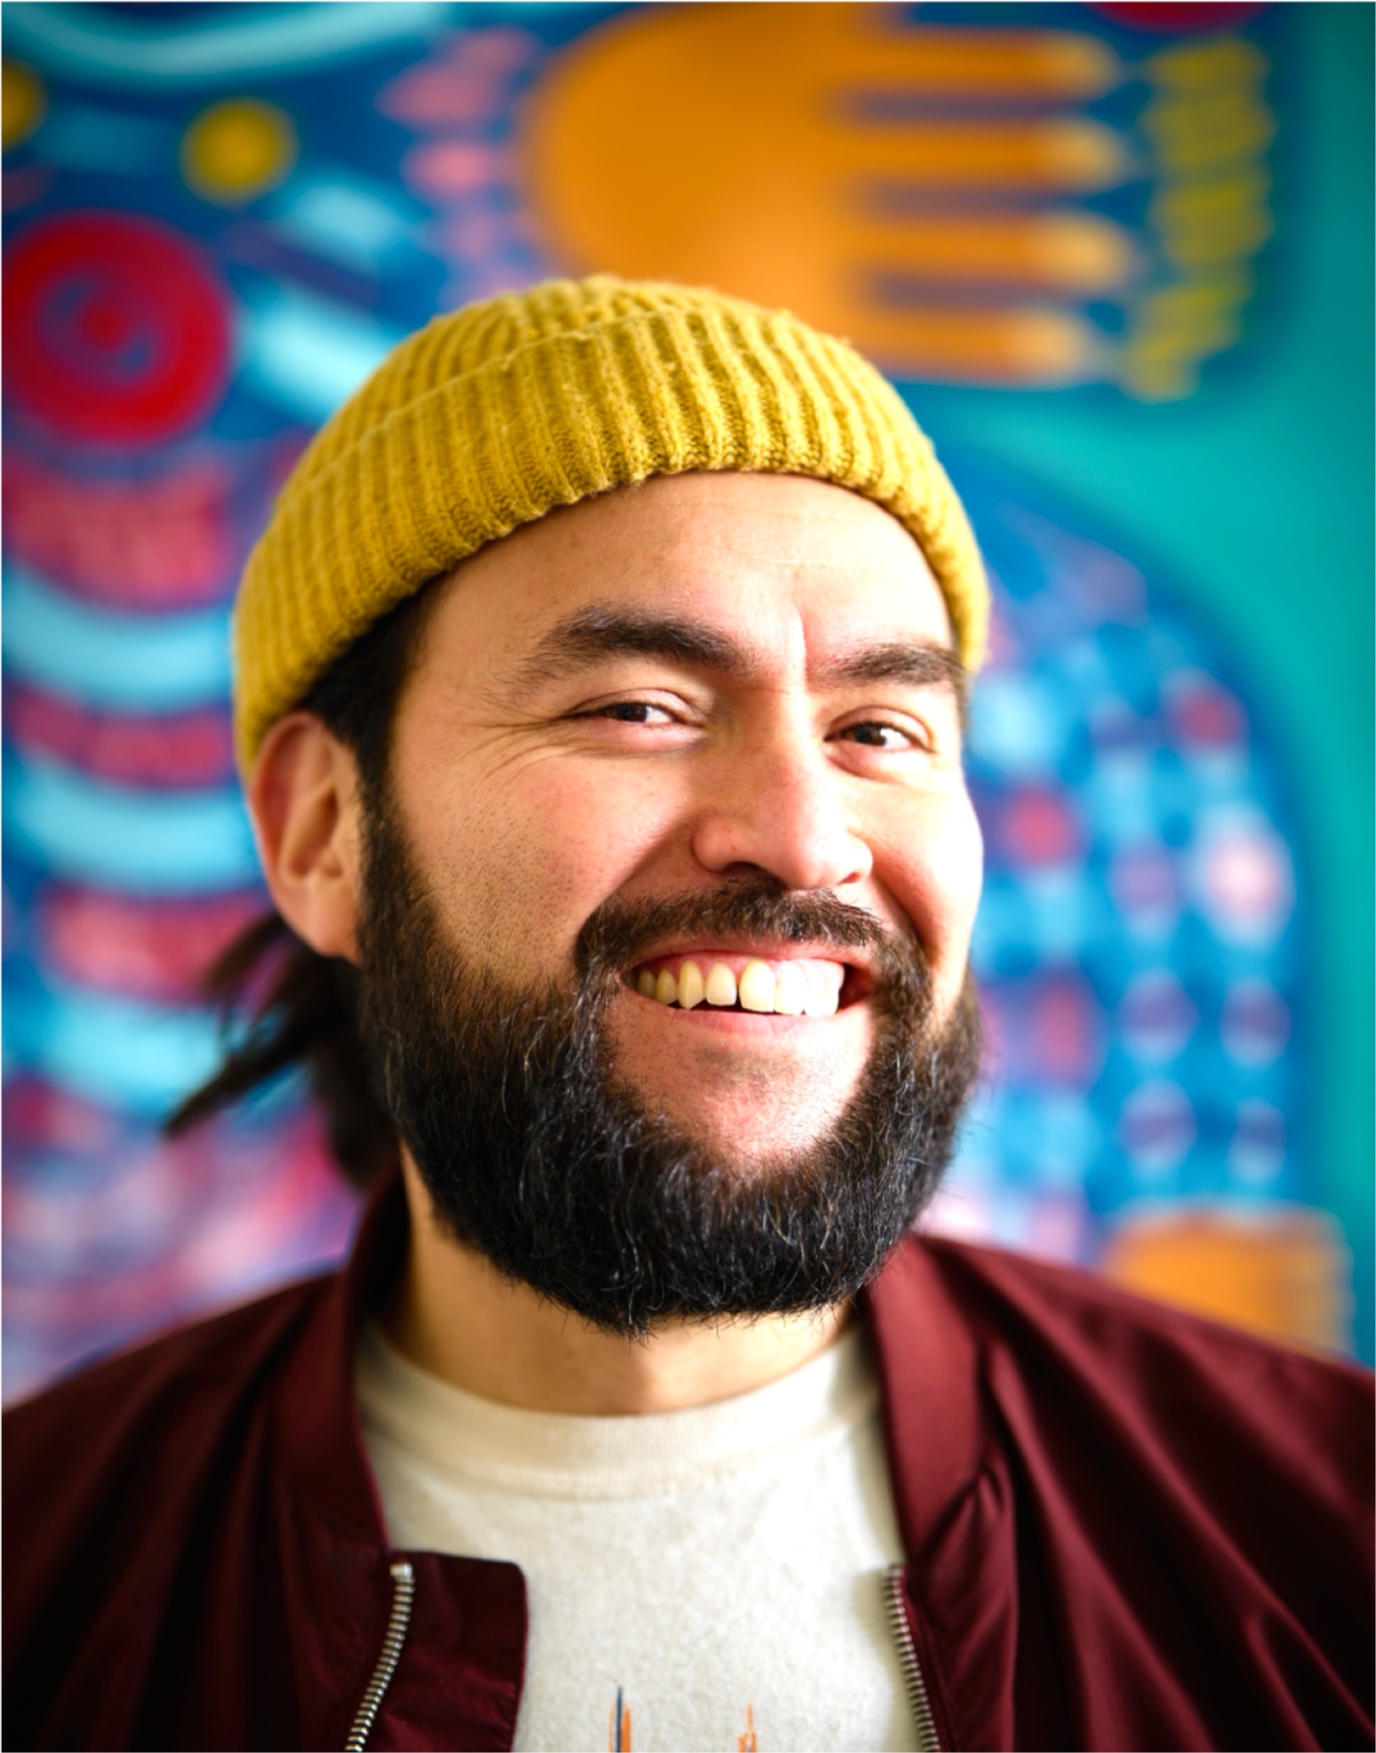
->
<box><xmin>504</xmin><ymin>604</ymin><xmax>969</xmax><ymax>717</ymax></box>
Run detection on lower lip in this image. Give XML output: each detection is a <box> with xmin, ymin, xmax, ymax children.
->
<box><xmin>621</xmin><ymin>991</ymin><xmax>861</xmax><ymax>1033</ymax></box>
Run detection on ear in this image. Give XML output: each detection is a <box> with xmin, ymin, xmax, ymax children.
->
<box><xmin>247</xmin><ymin>712</ymin><xmax>365</xmax><ymax>962</ymax></box>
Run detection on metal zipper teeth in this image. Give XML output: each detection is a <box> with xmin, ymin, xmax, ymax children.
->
<box><xmin>344</xmin><ymin>1560</ymin><xmax>416</xmax><ymax>1753</ymax></box>
<box><xmin>885</xmin><ymin>1563</ymin><xmax>942</xmax><ymax>1753</ymax></box>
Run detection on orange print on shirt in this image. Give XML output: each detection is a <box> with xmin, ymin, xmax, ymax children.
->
<box><xmin>605</xmin><ymin>1688</ymin><xmax>757</xmax><ymax>1749</ymax></box>
<box><xmin>609</xmin><ymin>1686</ymin><xmax>632</xmax><ymax>1752</ymax></box>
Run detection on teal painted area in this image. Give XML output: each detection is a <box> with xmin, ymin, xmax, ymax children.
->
<box><xmin>5</xmin><ymin>980</ymin><xmax>224</xmax><ymax>1116</ymax></box>
<box><xmin>910</xmin><ymin>5</ymin><xmax>1374</xmax><ymax>1358</ymax></box>
<box><xmin>3</xmin><ymin>1</ymin><xmax>454</xmax><ymax>84</ymax></box>
<box><xmin>4</xmin><ymin>566</ymin><xmax>231</xmax><ymax>709</ymax></box>
<box><xmin>237</xmin><ymin>285</ymin><xmax>404</xmax><ymax>424</ymax></box>
<box><xmin>6</xmin><ymin>756</ymin><xmax>259</xmax><ymax>892</ymax></box>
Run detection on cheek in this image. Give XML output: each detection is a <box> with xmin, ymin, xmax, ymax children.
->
<box><xmin>875</xmin><ymin>792</ymin><xmax>984</xmax><ymax>994</ymax></box>
<box><xmin>402</xmin><ymin>760</ymin><xmax>685</xmax><ymax>968</ymax></box>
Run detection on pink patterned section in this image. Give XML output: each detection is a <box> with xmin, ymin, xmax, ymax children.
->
<box><xmin>4</xmin><ymin>451</ymin><xmax>236</xmax><ymax>607</ymax></box>
<box><xmin>37</xmin><ymin>885</ymin><xmax>265</xmax><ymax>1002</ymax></box>
<box><xmin>3</xmin><ymin>1083</ymin><xmax>361</xmax><ymax>1405</ymax></box>
<box><xmin>7</xmin><ymin>686</ymin><xmax>235</xmax><ymax>789</ymax></box>
<box><xmin>378</xmin><ymin>27</ymin><xmax>540</xmax><ymax>125</ymax></box>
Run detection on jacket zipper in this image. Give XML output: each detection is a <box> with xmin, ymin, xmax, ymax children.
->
<box><xmin>344</xmin><ymin>1558</ymin><xmax>929</xmax><ymax>1750</ymax></box>
<box><xmin>885</xmin><ymin>1563</ymin><xmax>942</xmax><ymax>1753</ymax></box>
<box><xmin>344</xmin><ymin>1559</ymin><xmax>416</xmax><ymax>1753</ymax></box>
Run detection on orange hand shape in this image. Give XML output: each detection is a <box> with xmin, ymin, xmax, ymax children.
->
<box><xmin>520</xmin><ymin>3</ymin><xmax>1135</xmax><ymax>386</ymax></box>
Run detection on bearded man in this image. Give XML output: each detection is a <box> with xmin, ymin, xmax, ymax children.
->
<box><xmin>5</xmin><ymin>278</ymin><xmax>1371</xmax><ymax>1753</ymax></box>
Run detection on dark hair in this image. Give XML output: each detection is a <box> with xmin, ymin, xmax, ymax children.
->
<box><xmin>165</xmin><ymin>584</ymin><xmax>440</xmax><ymax>1188</ymax></box>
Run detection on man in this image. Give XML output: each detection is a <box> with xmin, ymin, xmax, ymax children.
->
<box><xmin>5</xmin><ymin>277</ymin><xmax>1371</xmax><ymax>1753</ymax></box>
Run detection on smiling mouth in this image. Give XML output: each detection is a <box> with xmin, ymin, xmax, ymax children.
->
<box><xmin>626</xmin><ymin>952</ymin><xmax>868</xmax><ymax>1017</ymax></box>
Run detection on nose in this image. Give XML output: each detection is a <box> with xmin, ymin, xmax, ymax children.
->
<box><xmin>689</xmin><ymin>733</ymin><xmax>874</xmax><ymax>893</ymax></box>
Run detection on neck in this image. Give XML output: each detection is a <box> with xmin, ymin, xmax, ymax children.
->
<box><xmin>383</xmin><ymin>1155</ymin><xmax>851</xmax><ymax>1415</ymax></box>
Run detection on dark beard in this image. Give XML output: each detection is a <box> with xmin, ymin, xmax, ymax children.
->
<box><xmin>355</xmin><ymin>794</ymin><xmax>983</xmax><ymax>1337</ymax></box>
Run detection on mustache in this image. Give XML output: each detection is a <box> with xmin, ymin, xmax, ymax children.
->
<box><xmin>354</xmin><ymin>807</ymin><xmax>982</xmax><ymax>1332</ymax></box>
<box><xmin>574</xmin><ymin>876</ymin><xmax>924</xmax><ymax>1002</ymax></box>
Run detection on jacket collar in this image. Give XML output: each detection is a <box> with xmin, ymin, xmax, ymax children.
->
<box><xmin>274</xmin><ymin>1164</ymin><xmax>411</xmax><ymax>1543</ymax></box>
<box><xmin>861</xmin><ymin>1230</ymin><xmax>987</xmax><ymax>1556</ymax></box>
<box><xmin>276</xmin><ymin>1165</ymin><xmax>986</xmax><ymax>1557</ymax></box>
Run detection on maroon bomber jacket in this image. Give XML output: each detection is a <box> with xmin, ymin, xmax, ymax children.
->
<box><xmin>5</xmin><ymin>1172</ymin><xmax>1373</xmax><ymax>1752</ymax></box>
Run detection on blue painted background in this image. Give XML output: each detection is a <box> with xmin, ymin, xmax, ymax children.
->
<box><xmin>3</xmin><ymin>1</ymin><xmax>1369</xmax><ymax>1398</ymax></box>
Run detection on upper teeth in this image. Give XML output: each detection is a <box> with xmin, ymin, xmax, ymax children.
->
<box><xmin>633</xmin><ymin>958</ymin><xmax>843</xmax><ymax>1017</ymax></box>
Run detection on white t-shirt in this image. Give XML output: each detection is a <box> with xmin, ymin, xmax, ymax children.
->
<box><xmin>357</xmin><ymin>1322</ymin><xmax>916</xmax><ymax>1753</ymax></box>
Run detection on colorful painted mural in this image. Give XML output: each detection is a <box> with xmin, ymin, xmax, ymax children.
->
<box><xmin>3</xmin><ymin>2</ymin><xmax>1370</xmax><ymax>1400</ymax></box>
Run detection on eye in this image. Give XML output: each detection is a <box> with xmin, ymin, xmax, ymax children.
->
<box><xmin>832</xmin><ymin>719</ymin><xmax>923</xmax><ymax>751</ymax></box>
<box><xmin>577</xmin><ymin>698</ymin><xmax>679</xmax><ymax>725</ymax></box>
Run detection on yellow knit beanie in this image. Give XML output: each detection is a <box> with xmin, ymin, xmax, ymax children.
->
<box><xmin>233</xmin><ymin>275</ymin><xmax>988</xmax><ymax>773</ymax></box>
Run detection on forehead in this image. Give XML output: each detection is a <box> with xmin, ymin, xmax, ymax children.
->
<box><xmin>423</xmin><ymin>472</ymin><xmax>955</xmax><ymax>673</ymax></box>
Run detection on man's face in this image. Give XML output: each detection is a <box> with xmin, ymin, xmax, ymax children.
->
<box><xmin>383</xmin><ymin>471</ymin><xmax>984</xmax><ymax>1170</ymax></box>
<box><xmin>354</xmin><ymin>469</ymin><xmax>974</xmax><ymax>1325</ymax></box>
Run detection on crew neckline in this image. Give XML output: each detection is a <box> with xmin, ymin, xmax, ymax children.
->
<box><xmin>357</xmin><ymin>1321</ymin><xmax>878</xmax><ymax>1499</ymax></box>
